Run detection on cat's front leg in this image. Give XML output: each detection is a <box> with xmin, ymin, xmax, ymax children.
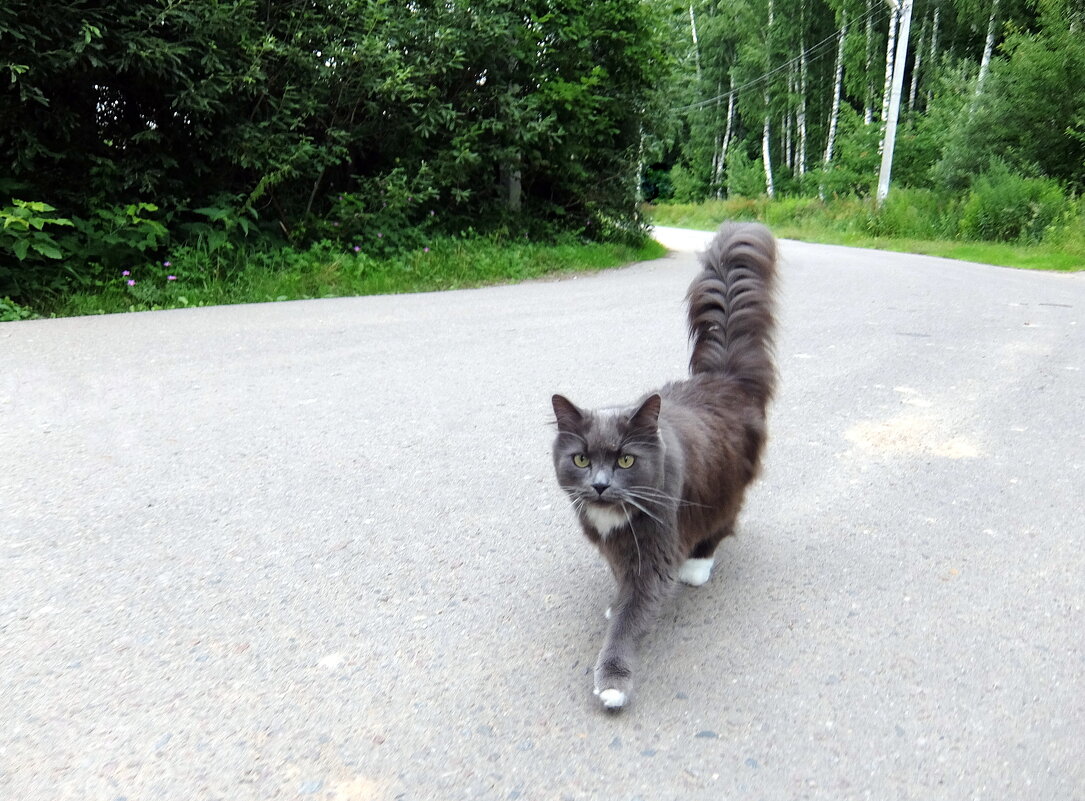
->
<box><xmin>592</xmin><ymin>574</ymin><xmax>671</xmax><ymax>709</ymax></box>
<box><xmin>593</xmin><ymin>616</ymin><xmax>636</xmax><ymax>709</ymax></box>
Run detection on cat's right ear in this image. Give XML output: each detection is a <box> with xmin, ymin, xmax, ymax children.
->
<box><xmin>551</xmin><ymin>394</ymin><xmax>584</xmax><ymax>432</ymax></box>
<box><xmin>630</xmin><ymin>393</ymin><xmax>662</xmax><ymax>431</ymax></box>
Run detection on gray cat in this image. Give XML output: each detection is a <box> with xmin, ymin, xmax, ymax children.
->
<box><xmin>550</xmin><ymin>222</ymin><xmax>778</xmax><ymax>710</ymax></box>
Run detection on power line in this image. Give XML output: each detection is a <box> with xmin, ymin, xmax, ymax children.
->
<box><xmin>671</xmin><ymin>3</ymin><xmax>892</xmax><ymax>113</ymax></box>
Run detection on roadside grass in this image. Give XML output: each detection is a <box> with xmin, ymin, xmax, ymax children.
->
<box><xmin>24</xmin><ymin>235</ymin><xmax>666</xmax><ymax>319</ymax></box>
<box><xmin>647</xmin><ymin>196</ymin><xmax>1085</xmax><ymax>272</ymax></box>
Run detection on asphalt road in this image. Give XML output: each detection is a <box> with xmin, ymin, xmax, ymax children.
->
<box><xmin>2</xmin><ymin>228</ymin><xmax>1083</xmax><ymax>800</ymax></box>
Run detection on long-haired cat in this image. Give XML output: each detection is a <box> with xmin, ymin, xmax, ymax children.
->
<box><xmin>550</xmin><ymin>221</ymin><xmax>778</xmax><ymax>710</ymax></box>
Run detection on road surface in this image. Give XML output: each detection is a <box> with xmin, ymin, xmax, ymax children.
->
<box><xmin>2</xmin><ymin>228</ymin><xmax>1083</xmax><ymax>800</ymax></box>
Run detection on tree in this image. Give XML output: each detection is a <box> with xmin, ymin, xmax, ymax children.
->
<box><xmin>0</xmin><ymin>0</ymin><xmax>667</xmax><ymax>274</ymax></box>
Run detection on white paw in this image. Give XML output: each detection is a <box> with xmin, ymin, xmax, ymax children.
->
<box><xmin>678</xmin><ymin>557</ymin><xmax>714</xmax><ymax>586</ymax></box>
<box><xmin>599</xmin><ymin>689</ymin><xmax>627</xmax><ymax>709</ymax></box>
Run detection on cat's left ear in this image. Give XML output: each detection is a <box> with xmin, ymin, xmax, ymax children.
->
<box><xmin>630</xmin><ymin>393</ymin><xmax>662</xmax><ymax>431</ymax></box>
<box><xmin>552</xmin><ymin>394</ymin><xmax>585</xmax><ymax>433</ymax></box>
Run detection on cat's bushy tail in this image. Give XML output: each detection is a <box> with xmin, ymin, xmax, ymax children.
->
<box><xmin>686</xmin><ymin>221</ymin><xmax>778</xmax><ymax>404</ymax></box>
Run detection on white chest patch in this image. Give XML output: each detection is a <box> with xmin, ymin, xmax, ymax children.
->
<box><xmin>583</xmin><ymin>504</ymin><xmax>627</xmax><ymax>538</ymax></box>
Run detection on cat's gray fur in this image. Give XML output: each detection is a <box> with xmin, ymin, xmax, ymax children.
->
<box><xmin>550</xmin><ymin>221</ymin><xmax>778</xmax><ymax>710</ymax></box>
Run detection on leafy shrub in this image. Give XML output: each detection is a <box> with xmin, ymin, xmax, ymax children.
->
<box><xmin>319</xmin><ymin>168</ymin><xmax>441</xmax><ymax>257</ymax></box>
<box><xmin>958</xmin><ymin>163</ymin><xmax>1070</xmax><ymax>242</ymax></box>
<box><xmin>762</xmin><ymin>196</ymin><xmax>826</xmax><ymax>229</ymax></box>
<box><xmin>864</xmin><ymin>188</ymin><xmax>959</xmax><ymax>239</ymax></box>
<box><xmin>0</xmin><ymin>199</ymin><xmax>72</xmax><ymax>260</ymax></box>
<box><xmin>66</xmin><ymin>203</ymin><xmax>170</xmax><ymax>278</ymax></box>
<box><xmin>0</xmin><ymin>296</ymin><xmax>39</xmax><ymax>321</ymax></box>
<box><xmin>816</xmin><ymin>109</ymin><xmax>881</xmax><ymax>198</ymax></box>
<box><xmin>669</xmin><ymin>163</ymin><xmax>710</xmax><ymax>203</ymax></box>
<box><xmin>726</xmin><ymin>146</ymin><xmax>767</xmax><ymax>199</ymax></box>
<box><xmin>0</xmin><ymin>200</ymin><xmax>74</xmax><ymax>298</ymax></box>
<box><xmin>641</xmin><ymin>167</ymin><xmax>674</xmax><ymax>203</ymax></box>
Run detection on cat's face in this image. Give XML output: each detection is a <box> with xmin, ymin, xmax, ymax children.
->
<box><xmin>551</xmin><ymin>394</ymin><xmax>664</xmax><ymax>535</ymax></box>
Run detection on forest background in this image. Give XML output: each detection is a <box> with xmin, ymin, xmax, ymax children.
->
<box><xmin>1</xmin><ymin>0</ymin><xmax>1083</xmax><ymax>318</ymax></box>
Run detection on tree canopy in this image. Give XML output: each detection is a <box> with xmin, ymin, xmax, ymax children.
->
<box><xmin>1</xmin><ymin>0</ymin><xmax>666</xmax><ymax>300</ymax></box>
<box><xmin>654</xmin><ymin>0</ymin><xmax>1084</xmax><ymax>200</ymax></box>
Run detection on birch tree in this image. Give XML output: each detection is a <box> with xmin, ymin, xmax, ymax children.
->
<box><xmin>907</xmin><ymin>13</ymin><xmax>928</xmax><ymax>113</ymax></box>
<box><xmin>824</xmin><ymin>11</ymin><xmax>848</xmax><ymax>168</ymax></box>
<box><xmin>797</xmin><ymin>36</ymin><xmax>808</xmax><ymax>176</ymax></box>
<box><xmin>880</xmin><ymin>0</ymin><xmax>901</xmax><ymax>126</ymax></box>
<box><xmin>975</xmin><ymin>0</ymin><xmax>1001</xmax><ymax>99</ymax></box>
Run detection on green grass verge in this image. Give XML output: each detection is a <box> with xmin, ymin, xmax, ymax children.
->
<box><xmin>19</xmin><ymin>236</ymin><xmax>666</xmax><ymax>319</ymax></box>
<box><xmin>648</xmin><ymin>197</ymin><xmax>1085</xmax><ymax>273</ymax></box>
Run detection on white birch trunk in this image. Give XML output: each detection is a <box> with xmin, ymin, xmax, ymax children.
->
<box><xmin>763</xmin><ymin>0</ymin><xmax>775</xmax><ymax>196</ymax></box>
<box><xmin>975</xmin><ymin>0</ymin><xmax>1000</xmax><ymax>99</ymax></box>
<box><xmin>763</xmin><ymin>104</ymin><xmax>775</xmax><ymax>198</ymax></box>
<box><xmin>689</xmin><ymin>3</ymin><xmax>703</xmax><ymax>83</ymax></box>
<box><xmin>864</xmin><ymin>0</ymin><xmax>875</xmax><ymax>124</ymax></box>
<box><xmin>784</xmin><ymin>65</ymin><xmax>794</xmax><ymax>171</ymax></box>
<box><xmin>881</xmin><ymin>0</ymin><xmax>901</xmax><ymax>126</ymax></box>
<box><xmin>907</xmin><ymin>14</ymin><xmax>927</xmax><ymax>113</ymax></box>
<box><xmin>635</xmin><ymin>126</ymin><xmax>645</xmax><ymax>205</ymax></box>
<box><xmin>798</xmin><ymin>37</ymin><xmax>808</xmax><ymax>176</ymax></box>
<box><xmin>927</xmin><ymin>5</ymin><xmax>940</xmax><ymax>105</ymax></box>
<box><xmin>715</xmin><ymin>82</ymin><xmax>735</xmax><ymax>197</ymax></box>
<box><xmin>825</xmin><ymin>15</ymin><xmax>847</xmax><ymax>167</ymax></box>
<box><xmin>710</xmin><ymin>80</ymin><xmax>722</xmax><ymax>183</ymax></box>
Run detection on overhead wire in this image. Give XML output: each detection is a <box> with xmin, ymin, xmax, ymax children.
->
<box><xmin>671</xmin><ymin>2</ymin><xmax>893</xmax><ymax>113</ymax></box>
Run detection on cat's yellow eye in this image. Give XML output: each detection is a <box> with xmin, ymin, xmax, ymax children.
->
<box><xmin>617</xmin><ymin>454</ymin><xmax>635</xmax><ymax>469</ymax></box>
<box><xmin>572</xmin><ymin>454</ymin><xmax>590</xmax><ymax>468</ymax></box>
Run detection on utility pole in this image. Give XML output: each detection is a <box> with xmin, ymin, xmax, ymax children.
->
<box><xmin>876</xmin><ymin>0</ymin><xmax>913</xmax><ymax>206</ymax></box>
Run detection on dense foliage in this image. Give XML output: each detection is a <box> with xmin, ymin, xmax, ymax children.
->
<box><xmin>1</xmin><ymin>0</ymin><xmax>665</xmax><ymax>304</ymax></box>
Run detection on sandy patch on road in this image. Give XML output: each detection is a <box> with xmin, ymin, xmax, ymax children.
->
<box><xmin>845</xmin><ymin>413</ymin><xmax>982</xmax><ymax>459</ymax></box>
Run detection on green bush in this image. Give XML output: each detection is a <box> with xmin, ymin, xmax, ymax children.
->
<box><xmin>762</xmin><ymin>196</ymin><xmax>827</xmax><ymax>229</ymax></box>
<box><xmin>669</xmin><ymin>163</ymin><xmax>709</xmax><ymax>203</ymax></box>
<box><xmin>0</xmin><ymin>200</ymin><xmax>74</xmax><ymax>298</ymax></box>
<box><xmin>641</xmin><ymin>167</ymin><xmax>674</xmax><ymax>203</ymax></box>
<box><xmin>865</xmin><ymin>188</ymin><xmax>959</xmax><ymax>239</ymax></box>
<box><xmin>0</xmin><ymin>296</ymin><xmax>39</xmax><ymax>321</ymax></box>
<box><xmin>816</xmin><ymin>108</ymin><xmax>881</xmax><ymax>198</ymax></box>
<box><xmin>959</xmin><ymin>163</ymin><xmax>1070</xmax><ymax>242</ymax></box>
<box><xmin>725</xmin><ymin>146</ymin><xmax>767</xmax><ymax>199</ymax></box>
<box><xmin>66</xmin><ymin>202</ymin><xmax>170</xmax><ymax>277</ymax></box>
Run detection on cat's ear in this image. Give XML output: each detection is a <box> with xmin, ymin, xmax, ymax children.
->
<box><xmin>552</xmin><ymin>394</ymin><xmax>585</xmax><ymax>432</ymax></box>
<box><xmin>630</xmin><ymin>393</ymin><xmax>662</xmax><ymax>431</ymax></box>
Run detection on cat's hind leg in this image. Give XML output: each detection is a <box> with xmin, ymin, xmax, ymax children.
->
<box><xmin>679</xmin><ymin>523</ymin><xmax>734</xmax><ymax>586</ymax></box>
<box><xmin>677</xmin><ymin>557</ymin><xmax>714</xmax><ymax>586</ymax></box>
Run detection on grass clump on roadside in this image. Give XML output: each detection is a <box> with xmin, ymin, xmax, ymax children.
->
<box><xmin>22</xmin><ymin>235</ymin><xmax>665</xmax><ymax>319</ymax></box>
<box><xmin>647</xmin><ymin>188</ymin><xmax>1085</xmax><ymax>273</ymax></box>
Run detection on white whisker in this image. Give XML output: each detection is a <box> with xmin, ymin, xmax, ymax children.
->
<box><xmin>622</xmin><ymin>495</ymin><xmax>667</xmax><ymax>527</ymax></box>
<box><xmin>622</xmin><ymin>506</ymin><xmax>643</xmax><ymax>576</ymax></box>
<box><xmin>626</xmin><ymin>486</ymin><xmax>708</xmax><ymax>509</ymax></box>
